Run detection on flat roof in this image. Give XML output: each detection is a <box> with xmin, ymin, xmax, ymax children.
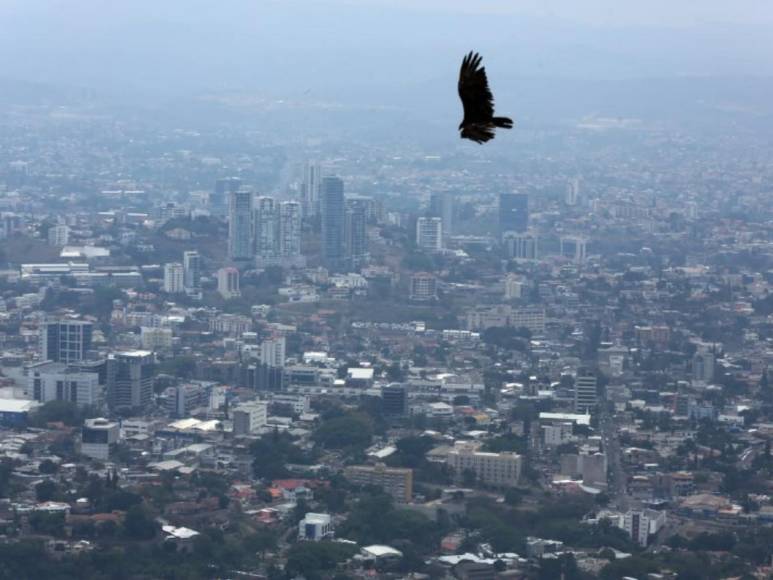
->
<box><xmin>539</xmin><ymin>412</ymin><xmax>591</xmax><ymax>426</ymax></box>
<box><xmin>0</xmin><ymin>399</ymin><xmax>40</xmax><ymax>413</ymax></box>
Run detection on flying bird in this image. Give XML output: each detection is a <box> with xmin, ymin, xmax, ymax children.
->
<box><xmin>458</xmin><ymin>51</ymin><xmax>513</xmax><ymax>144</ymax></box>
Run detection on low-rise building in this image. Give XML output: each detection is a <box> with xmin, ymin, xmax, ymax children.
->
<box><xmin>446</xmin><ymin>442</ymin><xmax>522</xmax><ymax>487</ymax></box>
<box><xmin>343</xmin><ymin>464</ymin><xmax>413</xmax><ymax>503</ymax></box>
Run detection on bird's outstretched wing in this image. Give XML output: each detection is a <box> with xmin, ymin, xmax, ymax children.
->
<box><xmin>458</xmin><ymin>51</ymin><xmax>494</xmax><ymax>124</ymax></box>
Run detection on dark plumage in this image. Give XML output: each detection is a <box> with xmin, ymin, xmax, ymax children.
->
<box><xmin>458</xmin><ymin>51</ymin><xmax>513</xmax><ymax>144</ymax></box>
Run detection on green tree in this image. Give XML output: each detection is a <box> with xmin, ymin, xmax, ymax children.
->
<box><xmin>285</xmin><ymin>541</ymin><xmax>358</xmax><ymax>580</ymax></box>
<box><xmin>122</xmin><ymin>505</ymin><xmax>156</xmax><ymax>540</ymax></box>
<box><xmin>35</xmin><ymin>479</ymin><xmax>58</xmax><ymax>502</ymax></box>
<box><xmin>313</xmin><ymin>412</ymin><xmax>373</xmax><ymax>450</ymax></box>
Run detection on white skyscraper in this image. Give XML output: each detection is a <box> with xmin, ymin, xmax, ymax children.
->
<box><xmin>302</xmin><ymin>162</ymin><xmax>321</xmax><ymax>217</ymax></box>
<box><xmin>48</xmin><ymin>224</ymin><xmax>70</xmax><ymax>247</ymax></box>
<box><xmin>217</xmin><ymin>267</ymin><xmax>240</xmax><ymax>299</ymax></box>
<box><xmin>574</xmin><ymin>368</ymin><xmax>598</xmax><ymax>414</ymax></box>
<box><xmin>279</xmin><ymin>201</ymin><xmax>302</xmax><ymax>261</ymax></box>
<box><xmin>163</xmin><ymin>263</ymin><xmax>185</xmax><ymax>294</ymax></box>
<box><xmin>228</xmin><ymin>189</ymin><xmax>254</xmax><ymax>261</ymax></box>
<box><xmin>345</xmin><ymin>198</ymin><xmax>368</xmax><ymax>269</ymax></box>
<box><xmin>183</xmin><ymin>250</ymin><xmax>201</xmax><ymax>292</ymax></box>
<box><xmin>260</xmin><ymin>336</ymin><xmax>286</xmax><ymax>368</ymax></box>
<box><xmin>416</xmin><ymin>217</ymin><xmax>443</xmax><ymax>251</ymax></box>
<box><xmin>566</xmin><ymin>178</ymin><xmax>580</xmax><ymax>206</ymax></box>
<box><xmin>254</xmin><ymin>196</ymin><xmax>279</xmax><ymax>262</ymax></box>
<box><xmin>505</xmin><ymin>232</ymin><xmax>539</xmax><ymax>261</ymax></box>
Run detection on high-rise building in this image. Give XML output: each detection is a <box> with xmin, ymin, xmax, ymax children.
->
<box><xmin>163</xmin><ymin>262</ymin><xmax>185</xmax><ymax>293</ymax></box>
<box><xmin>107</xmin><ymin>351</ymin><xmax>155</xmax><ymax>412</ymax></box>
<box><xmin>40</xmin><ymin>319</ymin><xmax>93</xmax><ymax>364</ymax></box>
<box><xmin>254</xmin><ymin>196</ymin><xmax>279</xmax><ymax>261</ymax></box>
<box><xmin>566</xmin><ymin>178</ymin><xmax>580</xmax><ymax>206</ymax></box>
<box><xmin>232</xmin><ymin>401</ymin><xmax>268</xmax><ymax>435</ymax></box>
<box><xmin>302</xmin><ymin>162</ymin><xmax>321</xmax><ymax>217</ymax></box>
<box><xmin>48</xmin><ymin>224</ymin><xmax>70</xmax><ymax>247</ymax></box>
<box><xmin>429</xmin><ymin>192</ymin><xmax>454</xmax><ymax>238</ymax></box>
<box><xmin>446</xmin><ymin>442</ymin><xmax>522</xmax><ymax>487</ymax></box>
<box><xmin>279</xmin><ymin>201</ymin><xmax>303</xmax><ymax>263</ymax></box>
<box><xmin>321</xmin><ymin>176</ymin><xmax>346</xmax><ymax>271</ymax></box>
<box><xmin>213</xmin><ymin>177</ymin><xmax>241</xmax><ymax>217</ymax></box>
<box><xmin>499</xmin><ymin>193</ymin><xmax>529</xmax><ymax>240</ymax></box>
<box><xmin>416</xmin><ymin>217</ymin><xmax>443</xmax><ymax>251</ymax></box>
<box><xmin>504</xmin><ymin>232</ymin><xmax>539</xmax><ymax>261</ymax></box>
<box><xmin>163</xmin><ymin>382</ymin><xmax>210</xmax><ymax>418</ymax></box>
<box><xmin>560</xmin><ymin>236</ymin><xmax>587</xmax><ymax>263</ymax></box>
<box><xmin>81</xmin><ymin>418</ymin><xmax>120</xmax><ymax>461</ymax></box>
<box><xmin>620</xmin><ymin>510</ymin><xmax>666</xmax><ymax>547</ymax></box>
<box><xmin>140</xmin><ymin>327</ymin><xmax>173</xmax><ymax>351</ymax></box>
<box><xmin>343</xmin><ymin>464</ymin><xmax>413</xmax><ymax>503</ymax></box>
<box><xmin>182</xmin><ymin>251</ymin><xmax>201</xmax><ymax>292</ymax></box>
<box><xmin>382</xmin><ymin>384</ymin><xmax>407</xmax><ymax>416</ymax></box>
<box><xmin>574</xmin><ymin>368</ymin><xmax>598</xmax><ymax>414</ymax></box>
<box><xmin>693</xmin><ymin>351</ymin><xmax>715</xmax><ymax>382</ymax></box>
<box><xmin>228</xmin><ymin>189</ymin><xmax>254</xmax><ymax>261</ymax></box>
<box><xmin>217</xmin><ymin>267</ymin><xmax>241</xmax><ymax>299</ymax></box>
<box><xmin>260</xmin><ymin>336</ymin><xmax>286</xmax><ymax>368</ymax></box>
<box><xmin>27</xmin><ymin>361</ymin><xmax>102</xmax><ymax>408</ymax></box>
<box><xmin>345</xmin><ymin>198</ymin><xmax>368</xmax><ymax>269</ymax></box>
<box><xmin>410</xmin><ymin>272</ymin><xmax>438</xmax><ymax>301</ymax></box>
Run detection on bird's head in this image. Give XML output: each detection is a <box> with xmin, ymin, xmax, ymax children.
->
<box><xmin>458</xmin><ymin>122</ymin><xmax>464</xmax><ymax>130</ymax></box>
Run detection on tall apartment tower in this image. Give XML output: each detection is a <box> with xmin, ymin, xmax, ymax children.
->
<box><xmin>260</xmin><ymin>336</ymin><xmax>286</xmax><ymax>368</ymax></box>
<box><xmin>504</xmin><ymin>232</ymin><xmax>539</xmax><ymax>261</ymax></box>
<box><xmin>499</xmin><ymin>193</ymin><xmax>529</xmax><ymax>241</ymax></box>
<box><xmin>320</xmin><ymin>176</ymin><xmax>346</xmax><ymax>271</ymax></box>
<box><xmin>217</xmin><ymin>267</ymin><xmax>241</xmax><ymax>299</ymax></box>
<box><xmin>416</xmin><ymin>217</ymin><xmax>443</xmax><ymax>251</ymax></box>
<box><xmin>182</xmin><ymin>251</ymin><xmax>201</xmax><ymax>292</ymax></box>
<box><xmin>228</xmin><ymin>189</ymin><xmax>254</xmax><ymax>261</ymax></box>
<box><xmin>40</xmin><ymin>319</ymin><xmax>93</xmax><ymax>363</ymax></box>
<box><xmin>254</xmin><ymin>196</ymin><xmax>279</xmax><ymax>261</ymax></box>
<box><xmin>345</xmin><ymin>198</ymin><xmax>368</xmax><ymax>269</ymax></box>
<box><xmin>163</xmin><ymin>262</ymin><xmax>185</xmax><ymax>293</ymax></box>
<box><xmin>429</xmin><ymin>192</ymin><xmax>454</xmax><ymax>238</ymax></box>
<box><xmin>302</xmin><ymin>162</ymin><xmax>321</xmax><ymax>217</ymax></box>
<box><xmin>566</xmin><ymin>178</ymin><xmax>580</xmax><ymax>206</ymax></box>
<box><xmin>107</xmin><ymin>351</ymin><xmax>155</xmax><ymax>412</ymax></box>
<box><xmin>279</xmin><ymin>201</ymin><xmax>303</xmax><ymax>262</ymax></box>
<box><xmin>574</xmin><ymin>368</ymin><xmax>598</xmax><ymax>414</ymax></box>
<box><xmin>213</xmin><ymin>177</ymin><xmax>241</xmax><ymax>217</ymax></box>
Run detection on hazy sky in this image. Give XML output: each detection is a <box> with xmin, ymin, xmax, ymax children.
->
<box><xmin>1</xmin><ymin>0</ymin><xmax>772</xmax><ymax>101</ymax></box>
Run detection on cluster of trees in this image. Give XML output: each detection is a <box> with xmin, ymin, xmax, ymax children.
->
<box><xmin>312</xmin><ymin>410</ymin><xmax>374</xmax><ymax>451</ymax></box>
<box><xmin>339</xmin><ymin>492</ymin><xmax>440</xmax><ymax>552</ymax></box>
<box><xmin>285</xmin><ymin>541</ymin><xmax>358</xmax><ymax>580</ymax></box>
<box><xmin>481</xmin><ymin>326</ymin><xmax>531</xmax><ymax>352</ymax></box>
<box><xmin>462</xmin><ymin>495</ymin><xmax>637</xmax><ymax>555</ymax></box>
<box><xmin>0</xmin><ymin>525</ymin><xmax>279</xmax><ymax>580</ymax></box>
<box><xmin>386</xmin><ymin>436</ymin><xmax>453</xmax><ymax>485</ymax></box>
<box><xmin>251</xmin><ymin>430</ymin><xmax>316</xmax><ymax>480</ymax></box>
<box><xmin>29</xmin><ymin>400</ymin><xmax>98</xmax><ymax>428</ymax></box>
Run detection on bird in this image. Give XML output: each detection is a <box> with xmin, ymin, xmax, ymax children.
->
<box><xmin>458</xmin><ymin>51</ymin><xmax>513</xmax><ymax>144</ymax></box>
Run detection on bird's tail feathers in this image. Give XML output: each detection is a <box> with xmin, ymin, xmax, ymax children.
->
<box><xmin>493</xmin><ymin>117</ymin><xmax>514</xmax><ymax>129</ymax></box>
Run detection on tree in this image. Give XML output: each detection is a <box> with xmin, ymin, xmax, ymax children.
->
<box><xmin>38</xmin><ymin>459</ymin><xmax>59</xmax><ymax>475</ymax></box>
<box><xmin>251</xmin><ymin>431</ymin><xmax>314</xmax><ymax>480</ymax></box>
<box><xmin>285</xmin><ymin>541</ymin><xmax>358</xmax><ymax>580</ymax></box>
<box><xmin>122</xmin><ymin>505</ymin><xmax>156</xmax><ymax>540</ymax></box>
<box><xmin>313</xmin><ymin>412</ymin><xmax>373</xmax><ymax>450</ymax></box>
<box><xmin>31</xmin><ymin>400</ymin><xmax>94</xmax><ymax>427</ymax></box>
<box><xmin>462</xmin><ymin>468</ymin><xmax>477</xmax><ymax>487</ymax></box>
<box><xmin>35</xmin><ymin>479</ymin><xmax>58</xmax><ymax>502</ymax></box>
